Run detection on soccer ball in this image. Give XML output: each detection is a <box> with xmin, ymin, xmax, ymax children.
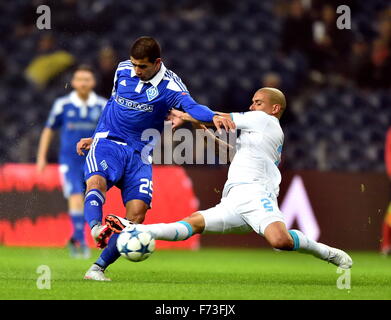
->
<box><xmin>116</xmin><ymin>225</ymin><xmax>156</xmax><ymax>262</ymax></box>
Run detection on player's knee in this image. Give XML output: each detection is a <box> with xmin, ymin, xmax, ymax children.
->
<box><xmin>68</xmin><ymin>194</ymin><xmax>84</xmax><ymax>211</ymax></box>
<box><xmin>183</xmin><ymin>212</ymin><xmax>205</xmax><ymax>234</ymax></box>
<box><xmin>125</xmin><ymin>200</ymin><xmax>148</xmax><ymax>223</ymax></box>
<box><xmin>126</xmin><ymin>209</ymin><xmax>147</xmax><ymax>223</ymax></box>
<box><xmin>268</xmin><ymin>234</ymin><xmax>294</xmax><ymax>251</ymax></box>
<box><xmin>86</xmin><ymin>175</ymin><xmax>107</xmax><ymax>193</ymax></box>
<box><xmin>128</xmin><ymin>212</ymin><xmax>146</xmax><ymax>224</ymax></box>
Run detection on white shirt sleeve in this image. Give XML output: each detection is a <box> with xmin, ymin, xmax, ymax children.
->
<box><xmin>231</xmin><ymin>111</ymin><xmax>269</xmax><ymax>130</ymax></box>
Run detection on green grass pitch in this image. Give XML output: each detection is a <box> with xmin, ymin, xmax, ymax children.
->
<box><xmin>0</xmin><ymin>246</ymin><xmax>390</xmax><ymax>300</ymax></box>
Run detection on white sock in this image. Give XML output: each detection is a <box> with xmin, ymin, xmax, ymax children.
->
<box><xmin>91</xmin><ymin>223</ymin><xmax>102</xmax><ymax>237</ymax></box>
<box><xmin>289</xmin><ymin>229</ymin><xmax>330</xmax><ymax>260</ymax></box>
<box><xmin>143</xmin><ymin>221</ymin><xmax>193</xmax><ymax>241</ymax></box>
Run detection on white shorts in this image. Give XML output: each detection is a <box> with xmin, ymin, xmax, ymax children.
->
<box><xmin>199</xmin><ymin>184</ymin><xmax>286</xmax><ymax>236</ymax></box>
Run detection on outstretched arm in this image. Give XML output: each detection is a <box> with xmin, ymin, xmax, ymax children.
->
<box><xmin>166</xmin><ymin>88</ymin><xmax>235</xmax><ymax>133</ymax></box>
<box><xmin>169</xmin><ymin>109</ymin><xmax>234</xmax><ymax>152</ymax></box>
<box><xmin>36</xmin><ymin>127</ymin><xmax>55</xmax><ymax>173</ymax></box>
<box><xmin>170</xmin><ymin>109</ymin><xmax>233</xmax><ymax>129</ymax></box>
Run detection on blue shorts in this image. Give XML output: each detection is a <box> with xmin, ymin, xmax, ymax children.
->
<box><xmin>84</xmin><ymin>138</ymin><xmax>153</xmax><ymax>206</ymax></box>
<box><xmin>59</xmin><ymin>158</ymin><xmax>86</xmax><ymax>198</ymax></box>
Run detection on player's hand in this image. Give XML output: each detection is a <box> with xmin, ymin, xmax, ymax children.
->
<box><xmin>77</xmin><ymin>138</ymin><xmax>93</xmax><ymax>156</ymax></box>
<box><xmin>212</xmin><ymin>115</ymin><xmax>236</xmax><ymax>134</ymax></box>
<box><xmin>36</xmin><ymin>158</ymin><xmax>47</xmax><ymax>173</ymax></box>
<box><xmin>167</xmin><ymin>109</ymin><xmax>185</xmax><ymax>130</ymax></box>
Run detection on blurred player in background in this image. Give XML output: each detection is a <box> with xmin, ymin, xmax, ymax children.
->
<box><xmin>107</xmin><ymin>87</ymin><xmax>353</xmax><ymax>277</ymax></box>
<box><xmin>381</xmin><ymin>127</ymin><xmax>391</xmax><ymax>255</ymax></box>
<box><xmin>77</xmin><ymin>36</ymin><xmax>235</xmax><ymax>281</ymax></box>
<box><xmin>36</xmin><ymin>65</ymin><xmax>107</xmax><ymax>258</ymax></box>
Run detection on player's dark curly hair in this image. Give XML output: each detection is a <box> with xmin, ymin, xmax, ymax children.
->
<box><xmin>130</xmin><ymin>36</ymin><xmax>161</xmax><ymax>63</ymax></box>
<box><xmin>73</xmin><ymin>64</ymin><xmax>95</xmax><ymax>76</ymax></box>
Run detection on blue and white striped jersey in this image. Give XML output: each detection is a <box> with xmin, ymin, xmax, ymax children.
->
<box><xmin>93</xmin><ymin>60</ymin><xmax>216</xmax><ymax>151</ymax></box>
<box><xmin>46</xmin><ymin>91</ymin><xmax>107</xmax><ymax>162</ymax></box>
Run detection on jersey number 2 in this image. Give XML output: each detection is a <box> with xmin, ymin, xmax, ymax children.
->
<box><xmin>261</xmin><ymin>198</ymin><xmax>273</xmax><ymax>212</ymax></box>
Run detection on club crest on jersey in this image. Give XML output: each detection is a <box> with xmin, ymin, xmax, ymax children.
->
<box><xmin>89</xmin><ymin>107</ymin><xmax>101</xmax><ymax>121</ymax></box>
<box><xmin>100</xmin><ymin>160</ymin><xmax>108</xmax><ymax>171</ymax></box>
<box><xmin>146</xmin><ymin>86</ymin><xmax>159</xmax><ymax>101</ymax></box>
<box><xmin>67</xmin><ymin>110</ymin><xmax>76</xmax><ymax>117</ymax></box>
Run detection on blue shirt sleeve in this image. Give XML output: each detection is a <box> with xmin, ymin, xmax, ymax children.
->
<box><xmin>45</xmin><ymin>99</ymin><xmax>64</xmax><ymax>129</ymax></box>
<box><xmin>111</xmin><ymin>65</ymin><xmax>120</xmax><ymax>97</ymax></box>
<box><xmin>166</xmin><ymin>91</ymin><xmax>216</xmax><ymax>122</ymax></box>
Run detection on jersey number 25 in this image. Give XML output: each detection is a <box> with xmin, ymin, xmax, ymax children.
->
<box><xmin>139</xmin><ymin>178</ymin><xmax>153</xmax><ymax>197</ymax></box>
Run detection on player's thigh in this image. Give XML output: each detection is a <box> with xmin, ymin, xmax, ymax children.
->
<box><xmin>59</xmin><ymin>162</ymin><xmax>85</xmax><ymax>198</ymax></box>
<box><xmin>59</xmin><ymin>164</ymin><xmax>72</xmax><ymax>198</ymax></box>
<box><xmin>239</xmin><ymin>191</ymin><xmax>286</xmax><ymax>236</ymax></box>
<box><xmin>199</xmin><ymin>199</ymin><xmax>251</xmax><ymax>234</ymax></box>
<box><xmin>84</xmin><ymin>138</ymin><xmax>126</xmax><ymax>191</ymax></box>
<box><xmin>120</xmin><ymin>150</ymin><xmax>153</xmax><ymax>209</ymax></box>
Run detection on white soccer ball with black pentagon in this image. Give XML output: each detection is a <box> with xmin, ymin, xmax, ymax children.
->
<box><xmin>116</xmin><ymin>225</ymin><xmax>155</xmax><ymax>262</ymax></box>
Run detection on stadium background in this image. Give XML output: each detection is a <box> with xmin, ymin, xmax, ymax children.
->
<box><xmin>0</xmin><ymin>0</ymin><xmax>390</xmax><ymax>251</ymax></box>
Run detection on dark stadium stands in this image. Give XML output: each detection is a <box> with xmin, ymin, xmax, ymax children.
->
<box><xmin>0</xmin><ymin>0</ymin><xmax>390</xmax><ymax>172</ymax></box>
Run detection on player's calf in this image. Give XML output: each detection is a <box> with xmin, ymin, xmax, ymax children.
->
<box><xmin>267</xmin><ymin>235</ymin><xmax>294</xmax><ymax>251</ymax></box>
<box><xmin>182</xmin><ymin>212</ymin><xmax>206</xmax><ymax>234</ymax></box>
<box><xmin>139</xmin><ymin>213</ymin><xmax>204</xmax><ymax>241</ymax></box>
<box><xmin>264</xmin><ymin>221</ymin><xmax>294</xmax><ymax>251</ymax></box>
<box><xmin>84</xmin><ymin>188</ymin><xmax>105</xmax><ymax>229</ymax></box>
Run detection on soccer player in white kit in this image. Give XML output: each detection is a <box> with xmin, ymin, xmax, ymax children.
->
<box><xmin>106</xmin><ymin>87</ymin><xmax>353</xmax><ymax>270</ymax></box>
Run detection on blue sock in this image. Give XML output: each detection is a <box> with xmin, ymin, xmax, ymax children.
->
<box><xmin>70</xmin><ymin>211</ymin><xmax>85</xmax><ymax>245</ymax></box>
<box><xmin>84</xmin><ymin>189</ymin><xmax>105</xmax><ymax>229</ymax></box>
<box><xmin>288</xmin><ymin>230</ymin><xmax>300</xmax><ymax>251</ymax></box>
<box><xmin>95</xmin><ymin>233</ymin><xmax>120</xmax><ymax>269</ymax></box>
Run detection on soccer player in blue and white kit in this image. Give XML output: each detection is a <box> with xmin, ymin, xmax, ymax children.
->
<box><xmin>37</xmin><ymin>65</ymin><xmax>106</xmax><ymax>258</ymax></box>
<box><xmin>78</xmin><ymin>37</ymin><xmax>235</xmax><ymax>280</ymax></box>
<box><xmin>107</xmin><ymin>87</ymin><xmax>353</xmax><ymax>276</ymax></box>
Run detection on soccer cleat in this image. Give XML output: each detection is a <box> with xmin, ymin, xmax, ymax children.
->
<box><xmin>81</xmin><ymin>245</ymin><xmax>91</xmax><ymax>259</ymax></box>
<box><xmin>105</xmin><ymin>214</ymin><xmax>133</xmax><ymax>233</ymax></box>
<box><xmin>381</xmin><ymin>247</ymin><xmax>391</xmax><ymax>256</ymax></box>
<box><xmin>324</xmin><ymin>245</ymin><xmax>353</xmax><ymax>269</ymax></box>
<box><xmin>84</xmin><ymin>264</ymin><xmax>111</xmax><ymax>281</ymax></box>
<box><xmin>91</xmin><ymin>223</ymin><xmax>112</xmax><ymax>249</ymax></box>
<box><xmin>67</xmin><ymin>239</ymin><xmax>80</xmax><ymax>258</ymax></box>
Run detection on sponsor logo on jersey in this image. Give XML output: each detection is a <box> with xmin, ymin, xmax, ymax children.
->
<box><xmin>115</xmin><ymin>94</ymin><xmax>154</xmax><ymax>112</ymax></box>
<box><xmin>67</xmin><ymin>122</ymin><xmax>97</xmax><ymax>130</ymax></box>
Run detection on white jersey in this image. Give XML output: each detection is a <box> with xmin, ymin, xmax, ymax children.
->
<box><xmin>224</xmin><ymin>111</ymin><xmax>284</xmax><ymax>196</ymax></box>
